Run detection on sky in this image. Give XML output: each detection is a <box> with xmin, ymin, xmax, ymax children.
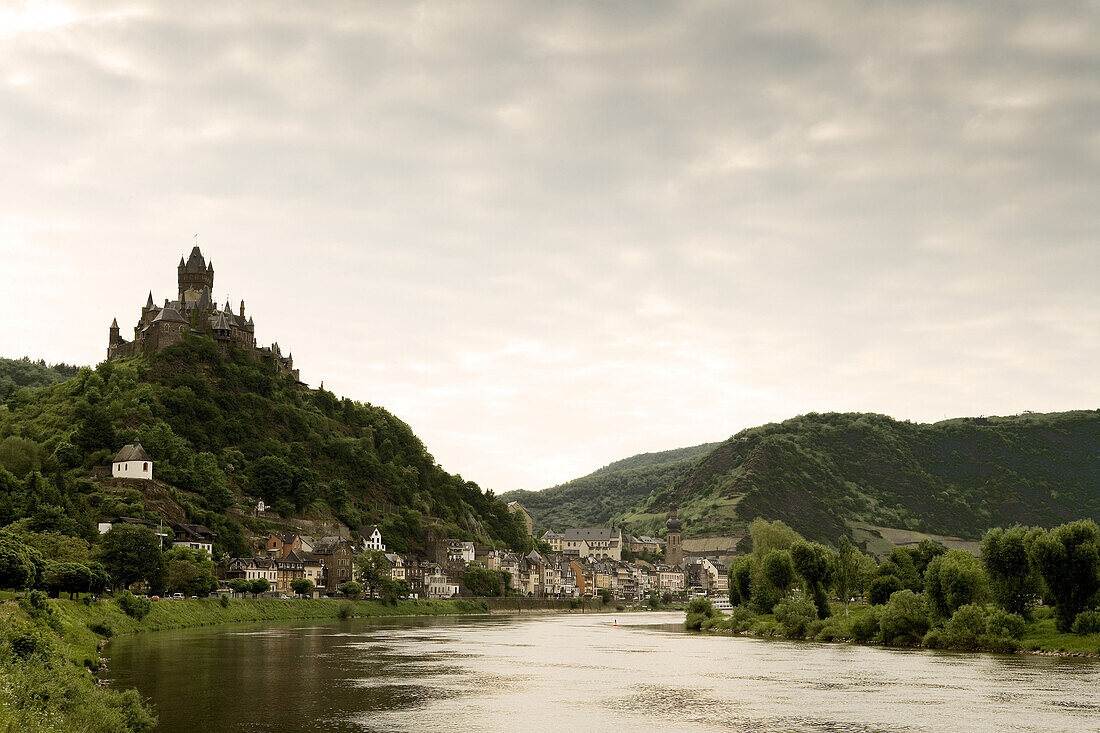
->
<box><xmin>2</xmin><ymin>0</ymin><xmax>1098</xmax><ymax>492</ymax></box>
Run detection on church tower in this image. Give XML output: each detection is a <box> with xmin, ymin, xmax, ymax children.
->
<box><xmin>664</xmin><ymin>502</ymin><xmax>683</xmax><ymax>566</ymax></box>
<box><xmin>177</xmin><ymin>246</ymin><xmax>214</xmax><ymax>304</ymax></box>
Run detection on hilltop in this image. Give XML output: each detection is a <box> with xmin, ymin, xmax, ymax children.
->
<box><xmin>0</xmin><ymin>338</ymin><xmax>530</xmax><ymax>556</ymax></box>
<box><xmin>500</xmin><ymin>442</ymin><xmax>719</xmax><ymax>532</ymax></box>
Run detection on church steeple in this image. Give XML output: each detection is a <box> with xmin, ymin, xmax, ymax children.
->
<box><xmin>664</xmin><ymin>502</ymin><xmax>683</xmax><ymax>566</ymax></box>
<box><xmin>178</xmin><ymin>245</ymin><xmax>214</xmax><ymax>303</ymax></box>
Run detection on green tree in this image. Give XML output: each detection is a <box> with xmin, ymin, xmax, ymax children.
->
<box><xmin>751</xmin><ymin>549</ymin><xmax>794</xmax><ymax>613</ymax></box>
<box><xmin>790</xmin><ymin>540</ymin><xmax>835</xmax><ymax>619</ymax></box>
<box><xmin>923</xmin><ymin>550</ymin><xmax>988</xmax><ymax>619</ymax></box>
<box><xmin>290</xmin><ymin>578</ymin><xmax>315</xmax><ymax>598</ymax></box>
<box><xmin>43</xmin><ymin>561</ymin><xmax>91</xmax><ymax>599</ymax></box>
<box><xmin>0</xmin><ymin>532</ymin><xmax>44</xmax><ymax>590</ymax></box>
<box><xmin>354</xmin><ymin>550</ymin><xmax>391</xmax><ymax>598</ymax></box>
<box><xmin>729</xmin><ymin>556</ymin><xmax>754</xmax><ymax>606</ymax></box>
<box><xmin>834</xmin><ymin>535</ymin><xmax>864</xmax><ymax>614</ymax></box>
<box><xmin>981</xmin><ymin>525</ymin><xmax>1042</xmax><ymax>618</ymax></box>
<box><xmin>878</xmin><ymin>589</ymin><xmax>930</xmax><ymax>645</ymax></box>
<box><xmin>462</xmin><ymin>566</ymin><xmax>504</xmax><ymax>597</ymax></box>
<box><xmin>1029</xmin><ymin>519</ymin><xmax>1100</xmax><ymax>632</ymax></box>
<box><xmin>250</xmin><ymin>577</ymin><xmax>271</xmax><ymax>596</ymax></box>
<box><xmin>97</xmin><ymin>525</ymin><xmax>165</xmax><ymax>592</ymax></box>
<box><xmin>193</xmin><ymin>452</ymin><xmax>233</xmax><ymax>511</ymax></box>
<box><xmin>228</xmin><ymin>578</ymin><xmax>252</xmax><ymax>595</ymax></box>
<box><xmin>338</xmin><ymin>581</ymin><xmax>362</xmax><ymax>598</ymax></box>
<box><xmin>868</xmin><ymin>574</ymin><xmax>903</xmax><ymax>606</ymax></box>
<box><xmin>248</xmin><ymin>456</ymin><xmax>294</xmax><ymax>504</ymax></box>
<box><xmin>164</xmin><ymin>547</ymin><xmax>218</xmax><ymax>597</ymax></box>
<box><xmin>749</xmin><ymin>518</ymin><xmax>801</xmax><ymax>559</ymax></box>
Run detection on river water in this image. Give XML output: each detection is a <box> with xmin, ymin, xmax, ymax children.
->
<box><xmin>103</xmin><ymin>611</ymin><xmax>1100</xmax><ymax>732</ymax></box>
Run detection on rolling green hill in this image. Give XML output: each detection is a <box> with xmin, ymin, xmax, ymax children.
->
<box><xmin>0</xmin><ymin>338</ymin><xmax>529</xmax><ymax>556</ymax></box>
<box><xmin>623</xmin><ymin>411</ymin><xmax>1100</xmax><ymax>545</ymax></box>
<box><xmin>500</xmin><ymin>442</ymin><xmax>719</xmax><ymax>532</ymax></box>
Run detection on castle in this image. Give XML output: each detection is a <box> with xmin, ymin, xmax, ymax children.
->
<box><xmin>107</xmin><ymin>246</ymin><xmax>299</xmax><ymax>379</ymax></box>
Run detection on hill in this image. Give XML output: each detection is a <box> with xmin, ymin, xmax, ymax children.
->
<box><xmin>1</xmin><ymin>355</ymin><xmax>81</xmax><ymax>397</ymax></box>
<box><xmin>500</xmin><ymin>442</ymin><xmax>719</xmax><ymax>532</ymax></box>
<box><xmin>0</xmin><ymin>337</ymin><xmax>529</xmax><ymax>556</ymax></box>
<box><xmin>620</xmin><ymin>411</ymin><xmax>1100</xmax><ymax>545</ymax></box>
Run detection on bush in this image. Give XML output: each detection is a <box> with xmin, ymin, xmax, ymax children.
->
<box><xmin>986</xmin><ymin>608</ymin><xmax>1026</xmax><ymax>640</ymax></box>
<box><xmin>116</xmin><ymin>590</ymin><xmax>152</xmax><ymax>620</ymax></box>
<box><xmin>774</xmin><ymin>596</ymin><xmax>816</xmax><ymax>638</ymax></box>
<box><xmin>5</xmin><ymin>621</ymin><xmax>55</xmax><ymax>659</ymax></box>
<box><xmin>728</xmin><ymin>606</ymin><xmax>757</xmax><ymax>632</ymax></box>
<box><xmin>1072</xmin><ymin>609</ymin><xmax>1100</xmax><ymax>635</ymax></box>
<box><xmin>337</xmin><ymin>600</ymin><xmax>355</xmax><ymax>619</ymax></box>
<box><xmin>87</xmin><ymin>619</ymin><xmax>116</xmax><ymax>638</ymax></box>
<box><xmin>878</xmin><ymin>590</ymin><xmax>929</xmax><ymax>645</ymax></box>
<box><xmin>615</xmin><ymin>604</ymin><xmax>625</xmax><ymax>611</ymax></box>
<box><xmin>850</xmin><ymin>609</ymin><xmax>880</xmax><ymax>642</ymax></box>
<box><xmin>939</xmin><ymin>604</ymin><xmax>989</xmax><ymax>650</ymax></box>
<box><xmin>219</xmin><ymin>594</ymin><xmax>230</xmax><ymax>608</ymax></box>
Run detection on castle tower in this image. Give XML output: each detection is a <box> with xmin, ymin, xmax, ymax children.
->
<box><xmin>664</xmin><ymin>502</ymin><xmax>683</xmax><ymax>566</ymax></box>
<box><xmin>178</xmin><ymin>246</ymin><xmax>214</xmax><ymax>304</ymax></box>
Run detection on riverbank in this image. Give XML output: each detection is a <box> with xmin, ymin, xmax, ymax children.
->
<box><xmin>688</xmin><ymin>601</ymin><xmax>1100</xmax><ymax>657</ymax></box>
<box><xmin>0</xmin><ymin>595</ymin><xmax>490</xmax><ymax>733</ymax></box>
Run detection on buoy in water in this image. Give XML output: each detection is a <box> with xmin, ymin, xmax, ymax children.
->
<box><xmin>614</xmin><ymin>619</ymin><xmax>617</xmax><ymax>626</ymax></box>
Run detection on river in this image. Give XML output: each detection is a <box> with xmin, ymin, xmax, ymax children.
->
<box><xmin>103</xmin><ymin>611</ymin><xmax>1100</xmax><ymax>732</ymax></box>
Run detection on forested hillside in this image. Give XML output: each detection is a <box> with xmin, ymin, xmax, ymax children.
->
<box><xmin>1</xmin><ymin>355</ymin><xmax>81</xmax><ymax>397</ymax></box>
<box><xmin>0</xmin><ymin>337</ymin><xmax>529</xmax><ymax>557</ymax></box>
<box><xmin>625</xmin><ymin>411</ymin><xmax>1100</xmax><ymax>545</ymax></box>
<box><xmin>501</xmin><ymin>442</ymin><xmax>718</xmax><ymax>532</ymax></box>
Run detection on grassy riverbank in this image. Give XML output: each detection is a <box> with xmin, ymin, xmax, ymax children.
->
<box><xmin>0</xmin><ymin>595</ymin><xmax>489</xmax><ymax>733</ymax></box>
<box><xmin>690</xmin><ymin>601</ymin><xmax>1100</xmax><ymax>656</ymax></box>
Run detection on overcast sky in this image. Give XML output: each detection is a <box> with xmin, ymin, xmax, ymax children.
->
<box><xmin>2</xmin><ymin>1</ymin><xmax>1098</xmax><ymax>492</ymax></box>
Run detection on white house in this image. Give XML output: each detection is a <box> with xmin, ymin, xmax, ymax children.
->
<box><xmin>358</xmin><ymin>525</ymin><xmax>386</xmax><ymax>552</ymax></box>
<box><xmin>112</xmin><ymin>441</ymin><xmax>153</xmax><ymax>480</ymax></box>
<box><xmin>446</xmin><ymin>540</ymin><xmax>475</xmax><ymax>564</ymax></box>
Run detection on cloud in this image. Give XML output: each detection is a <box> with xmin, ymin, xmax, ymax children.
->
<box><xmin>1</xmin><ymin>0</ymin><xmax>1098</xmax><ymax>489</ymax></box>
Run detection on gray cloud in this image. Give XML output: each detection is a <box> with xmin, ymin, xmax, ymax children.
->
<box><xmin>2</xmin><ymin>0</ymin><xmax>1098</xmax><ymax>490</ymax></box>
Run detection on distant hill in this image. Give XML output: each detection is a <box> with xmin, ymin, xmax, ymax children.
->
<box><xmin>0</xmin><ymin>338</ymin><xmax>529</xmax><ymax>556</ymax></box>
<box><xmin>620</xmin><ymin>411</ymin><xmax>1100</xmax><ymax>545</ymax></box>
<box><xmin>1</xmin><ymin>356</ymin><xmax>81</xmax><ymax>397</ymax></box>
<box><xmin>500</xmin><ymin>442</ymin><xmax>719</xmax><ymax>533</ymax></box>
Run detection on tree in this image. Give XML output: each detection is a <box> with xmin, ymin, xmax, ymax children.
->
<box><xmin>354</xmin><ymin>550</ymin><xmax>391</xmax><ymax>598</ymax></box>
<box><xmin>878</xmin><ymin>589</ymin><xmax>930</xmax><ymax>645</ymax></box>
<box><xmin>338</xmin><ymin>581</ymin><xmax>362</xmax><ymax>598</ymax></box>
<box><xmin>834</xmin><ymin>535</ymin><xmax>864</xmax><ymax>614</ymax></box>
<box><xmin>749</xmin><ymin>518</ymin><xmax>801</xmax><ymax>559</ymax></box>
<box><xmin>462</xmin><ymin>566</ymin><xmax>504</xmax><ymax>597</ymax></box>
<box><xmin>97</xmin><ymin>524</ymin><xmax>164</xmax><ymax>592</ymax></box>
<box><xmin>869</xmin><ymin>574</ymin><xmax>903</xmax><ymax>606</ymax></box>
<box><xmin>751</xmin><ymin>549</ymin><xmax>794</xmax><ymax>613</ymax></box>
<box><xmin>790</xmin><ymin>540</ymin><xmax>835</xmax><ymax>619</ymax></box>
<box><xmin>1029</xmin><ymin>519</ymin><xmax>1100</xmax><ymax>632</ymax></box>
<box><xmin>250</xmin><ymin>577</ymin><xmax>271</xmax><ymax>596</ymax></box>
<box><xmin>87</xmin><ymin>562</ymin><xmax>110</xmax><ymax>595</ymax></box>
<box><xmin>981</xmin><ymin>525</ymin><xmax>1042</xmax><ymax>618</ymax></box>
<box><xmin>42</xmin><ymin>561</ymin><xmax>91</xmax><ymax>599</ymax></box>
<box><xmin>248</xmin><ymin>456</ymin><xmax>294</xmax><ymax>505</ymax></box>
<box><xmin>291</xmin><ymin>578</ymin><xmax>315</xmax><ymax>598</ymax></box>
<box><xmin>729</xmin><ymin>556</ymin><xmax>754</xmax><ymax>606</ymax></box>
<box><xmin>228</xmin><ymin>578</ymin><xmax>252</xmax><ymax>595</ymax></box>
<box><xmin>164</xmin><ymin>547</ymin><xmax>218</xmax><ymax>597</ymax></box>
<box><xmin>923</xmin><ymin>550</ymin><xmax>988</xmax><ymax>619</ymax></box>
<box><xmin>0</xmin><ymin>532</ymin><xmax>44</xmax><ymax>590</ymax></box>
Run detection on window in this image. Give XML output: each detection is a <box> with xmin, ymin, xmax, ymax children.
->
<box><xmin>143</xmin><ymin>462</ymin><xmax>148</xmax><ymax>471</ymax></box>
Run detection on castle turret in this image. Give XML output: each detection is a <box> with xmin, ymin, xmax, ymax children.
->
<box><xmin>664</xmin><ymin>502</ymin><xmax>683</xmax><ymax>566</ymax></box>
<box><xmin>178</xmin><ymin>246</ymin><xmax>214</xmax><ymax>303</ymax></box>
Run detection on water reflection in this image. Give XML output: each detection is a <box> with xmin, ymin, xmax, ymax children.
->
<box><xmin>104</xmin><ymin>612</ymin><xmax>1100</xmax><ymax>732</ymax></box>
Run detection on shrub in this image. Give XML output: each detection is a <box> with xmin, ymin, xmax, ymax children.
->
<box><xmin>1072</xmin><ymin>609</ymin><xmax>1100</xmax><ymax>635</ymax></box>
<box><xmin>939</xmin><ymin>604</ymin><xmax>989</xmax><ymax>650</ymax></box>
<box><xmin>87</xmin><ymin>619</ymin><xmax>116</xmax><ymax>638</ymax></box>
<box><xmin>728</xmin><ymin>606</ymin><xmax>757</xmax><ymax>632</ymax></box>
<box><xmin>850</xmin><ymin>609</ymin><xmax>880</xmax><ymax>642</ymax></box>
<box><xmin>337</xmin><ymin>600</ymin><xmax>355</xmax><ymax>619</ymax></box>
<box><xmin>5</xmin><ymin>622</ymin><xmax>55</xmax><ymax>659</ymax></box>
<box><xmin>219</xmin><ymin>594</ymin><xmax>230</xmax><ymax>608</ymax></box>
<box><xmin>116</xmin><ymin>590</ymin><xmax>152</xmax><ymax>620</ymax></box>
<box><xmin>878</xmin><ymin>590</ymin><xmax>929</xmax><ymax>645</ymax></box>
<box><xmin>615</xmin><ymin>604</ymin><xmax>625</xmax><ymax>611</ymax></box>
<box><xmin>774</xmin><ymin>596</ymin><xmax>817</xmax><ymax>638</ymax></box>
<box><xmin>986</xmin><ymin>608</ymin><xmax>1026</xmax><ymax>640</ymax></box>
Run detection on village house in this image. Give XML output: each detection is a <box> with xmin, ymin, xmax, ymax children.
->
<box><xmin>357</xmin><ymin>525</ymin><xmax>385</xmax><ymax>553</ymax></box>
<box><xmin>384</xmin><ymin>553</ymin><xmax>405</xmax><ymax>581</ymax></box>
<box><xmin>559</xmin><ymin>528</ymin><xmax>622</xmax><ymax>560</ymax></box>
<box><xmin>541</xmin><ymin>530</ymin><xmax>564</xmax><ymax>552</ymax></box>
<box><xmin>97</xmin><ymin>516</ymin><xmax>169</xmax><ymax>546</ymax></box>
<box><xmin>657</xmin><ymin>565</ymin><xmax>686</xmax><ymax>596</ymax></box>
<box><xmin>426</xmin><ymin>568</ymin><xmax>459</xmax><ymax>599</ymax></box>
<box><xmin>446</xmin><ymin>540</ymin><xmax>475</xmax><ymax>565</ymax></box>
<box><xmin>312</xmin><ymin>536</ymin><xmax>355</xmax><ymax>593</ymax></box>
<box><xmin>227</xmin><ymin>557</ymin><xmax>278</xmax><ymax>588</ymax></box>
<box><xmin>506</xmin><ymin>501</ymin><xmax>534</xmax><ymax>536</ymax></box>
<box><xmin>625</xmin><ymin>534</ymin><xmax>665</xmax><ymax>555</ymax></box>
<box><xmin>172</xmin><ymin>523</ymin><xmax>216</xmax><ymax>556</ymax></box>
<box><xmin>265</xmin><ymin>532</ymin><xmax>315</xmax><ymax>558</ymax></box>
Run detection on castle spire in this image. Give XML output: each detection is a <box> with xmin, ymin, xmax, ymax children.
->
<box><xmin>146</xmin><ymin>291</ymin><xmax>154</xmax><ymax>308</ymax></box>
<box><xmin>110</xmin><ymin>317</ymin><xmax>119</xmax><ymax>329</ymax></box>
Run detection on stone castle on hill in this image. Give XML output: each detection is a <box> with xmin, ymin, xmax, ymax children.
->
<box><xmin>107</xmin><ymin>246</ymin><xmax>299</xmax><ymax>379</ymax></box>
